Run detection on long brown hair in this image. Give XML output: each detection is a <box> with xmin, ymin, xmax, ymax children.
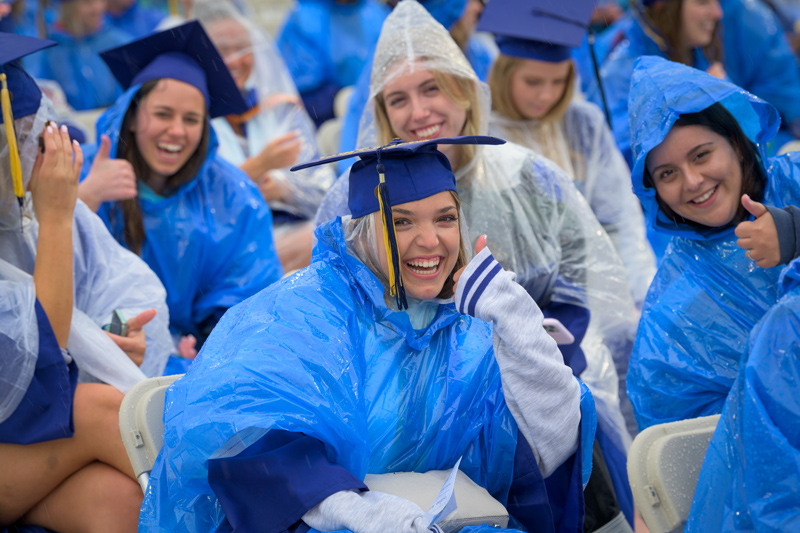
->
<box><xmin>113</xmin><ymin>79</ymin><xmax>210</xmax><ymax>254</ymax></box>
<box><xmin>643</xmin><ymin>0</ymin><xmax>723</xmax><ymax>66</ymax></box>
<box><xmin>438</xmin><ymin>190</ymin><xmax>468</xmax><ymax>299</ymax></box>
<box><xmin>488</xmin><ymin>55</ymin><xmax>576</xmax><ymax>124</ymax></box>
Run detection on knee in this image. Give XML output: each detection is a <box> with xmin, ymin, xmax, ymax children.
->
<box><xmin>83</xmin><ymin>465</ymin><xmax>142</xmax><ymax>533</ymax></box>
<box><xmin>72</xmin><ymin>383</ymin><xmax>125</xmax><ymax>438</ymax></box>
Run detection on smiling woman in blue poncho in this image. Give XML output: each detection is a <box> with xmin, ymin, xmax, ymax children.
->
<box><xmin>76</xmin><ymin>22</ymin><xmax>283</xmax><ymax>347</ymax></box>
<box><xmin>138</xmin><ymin>136</ymin><xmax>596</xmax><ymax>533</ymax></box>
<box><xmin>626</xmin><ymin>56</ymin><xmax>800</xmax><ymax>431</ymax></box>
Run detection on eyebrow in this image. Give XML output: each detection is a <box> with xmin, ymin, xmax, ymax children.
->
<box><xmin>152</xmin><ymin>105</ymin><xmax>202</xmax><ymax>118</ymax></box>
<box><xmin>384</xmin><ymin>77</ymin><xmax>437</xmax><ymax>100</ymax></box>
<box><xmin>393</xmin><ymin>205</ymin><xmax>457</xmax><ymax>216</ymax></box>
<box><xmin>650</xmin><ymin>141</ymin><xmax>715</xmax><ymax>174</ymax></box>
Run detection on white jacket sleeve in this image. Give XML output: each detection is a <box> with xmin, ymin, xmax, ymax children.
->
<box><xmin>302</xmin><ymin>489</ymin><xmax>433</xmax><ymax>533</ymax></box>
<box><xmin>455</xmin><ymin>247</ymin><xmax>581</xmax><ymax>477</ymax></box>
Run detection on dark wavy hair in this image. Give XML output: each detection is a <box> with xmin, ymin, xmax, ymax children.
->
<box><xmin>643</xmin><ymin>102</ymin><xmax>766</xmax><ymax>230</ymax></box>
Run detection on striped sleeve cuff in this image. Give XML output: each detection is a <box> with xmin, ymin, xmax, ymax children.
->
<box><xmin>455</xmin><ymin>247</ymin><xmax>506</xmax><ymax>317</ymax></box>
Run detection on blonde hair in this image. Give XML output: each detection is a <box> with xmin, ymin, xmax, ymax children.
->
<box><xmin>489</xmin><ymin>54</ymin><xmax>576</xmax><ymax>124</ymax></box>
<box><xmin>374</xmin><ymin>69</ymin><xmax>481</xmax><ymax>169</ymax></box>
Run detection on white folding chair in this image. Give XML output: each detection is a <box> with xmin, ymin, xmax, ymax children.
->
<box><xmin>118</xmin><ymin>374</ymin><xmax>184</xmax><ymax>493</ymax></box>
<box><xmin>627</xmin><ymin>414</ymin><xmax>720</xmax><ymax>533</ymax></box>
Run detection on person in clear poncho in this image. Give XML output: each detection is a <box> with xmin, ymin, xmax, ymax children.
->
<box><xmin>687</xmin><ymin>256</ymin><xmax>800</xmax><ymax>532</ymax></box>
<box><xmin>626</xmin><ymin>56</ymin><xmax>800</xmax><ymax>431</ymax></box>
<box><xmin>316</xmin><ymin>0</ymin><xmax>637</xmax><ymax>470</ymax></box>
<box><xmin>138</xmin><ymin>136</ymin><xmax>596</xmax><ymax>533</ymax></box>
<box><xmin>0</xmin><ymin>33</ymin><xmax>171</xmax><ymax>533</ymax></box>
<box><xmin>480</xmin><ymin>0</ymin><xmax>656</xmax><ymax>309</ymax></box>
<box><xmin>194</xmin><ymin>0</ymin><xmax>335</xmax><ymax>272</ymax></box>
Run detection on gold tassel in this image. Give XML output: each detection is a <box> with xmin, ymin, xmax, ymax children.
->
<box><xmin>1</xmin><ymin>73</ymin><xmax>25</xmax><ymax>218</ymax></box>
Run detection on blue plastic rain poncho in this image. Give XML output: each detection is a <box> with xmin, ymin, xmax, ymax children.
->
<box><xmin>31</xmin><ymin>23</ymin><xmax>129</xmax><ymax>111</ymax></box>
<box><xmin>195</xmin><ymin>0</ymin><xmax>335</xmax><ymax>222</ymax></box>
<box><xmin>276</xmin><ymin>0</ymin><xmax>389</xmax><ymax>124</ymax></box>
<box><xmin>79</xmin><ymin>85</ymin><xmax>283</xmax><ymax>341</ymax></box>
<box><xmin>586</xmin><ymin>0</ymin><xmax>800</xmax><ymax>167</ymax></box>
<box><xmin>626</xmin><ymin>56</ymin><xmax>800</xmax><ymax>430</ymax></box>
<box><xmin>138</xmin><ymin>215</ymin><xmax>596</xmax><ymax>532</ymax></box>
<box><xmin>104</xmin><ymin>1</ymin><xmax>165</xmax><ymax>40</ymax></box>
<box><xmin>687</xmin><ymin>257</ymin><xmax>800</xmax><ymax>532</ymax></box>
<box><xmin>0</xmin><ymin>95</ymin><xmax>173</xmax><ymax>431</ymax></box>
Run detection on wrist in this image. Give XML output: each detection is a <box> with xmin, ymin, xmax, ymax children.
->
<box><xmin>455</xmin><ymin>247</ymin><xmax>506</xmax><ymax>318</ymax></box>
<box><xmin>77</xmin><ymin>180</ymin><xmax>101</xmax><ymax>211</ymax></box>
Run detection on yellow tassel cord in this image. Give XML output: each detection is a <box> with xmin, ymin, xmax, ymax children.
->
<box><xmin>375</xmin><ymin>165</ymin><xmax>407</xmax><ymax>310</ymax></box>
<box><xmin>0</xmin><ymin>73</ymin><xmax>25</xmax><ymax>222</ymax></box>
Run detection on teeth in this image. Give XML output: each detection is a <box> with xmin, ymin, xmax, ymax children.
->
<box><xmin>691</xmin><ymin>186</ymin><xmax>716</xmax><ymax>204</ymax></box>
<box><xmin>414</xmin><ymin>124</ymin><xmax>441</xmax><ymax>139</ymax></box>
<box><xmin>408</xmin><ymin>258</ymin><xmax>440</xmax><ymax>268</ymax></box>
<box><xmin>157</xmin><ymin>143</ymin><xmax>183</xmax><ymax>153</ymax></box>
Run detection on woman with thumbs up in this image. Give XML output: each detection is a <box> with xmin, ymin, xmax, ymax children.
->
<box><xmin>625</xmin><ymin>56</ymin><xmax>800</xmax><ymax>432</ymax></box>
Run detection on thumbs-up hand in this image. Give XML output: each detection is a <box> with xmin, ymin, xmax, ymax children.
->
<box><xmin>104</xmin><ymin>308</ymin><xmax>157</xmax><ymax>367</ymax></box>
<box><xmin>77</xmin><ymin>134</ymin><xmax>137</xmax><ymax>212</ymax></box>
<box><xmin>735</xmin><ymin>194</ymin><xmax>781</xmax><ymax>268</ymax></box>
<box><xmin>452</xmin><ymin>234</ymin><xmax>488</xmax><ymax>295</ymax></box>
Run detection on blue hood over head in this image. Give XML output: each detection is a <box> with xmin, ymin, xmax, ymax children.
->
<box><xmin>628</xmin><ymin>56</ymin><xmax>781</xmax><ymax>241</ymax></box>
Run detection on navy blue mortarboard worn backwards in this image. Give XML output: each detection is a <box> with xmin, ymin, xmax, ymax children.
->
<box><xmin>292</xmin><ymin>135</ymin><xmax>505</xmax><ymax>310</ymax></box>
<box><xmin>99</xmin><ymin>21</ymin><xmax>246</xmax><ymax>118</ymax></box>
<box><xmin>477</xmin><ymin>0</ymin><xmax>595</xmax><ymax>62</ymax></box>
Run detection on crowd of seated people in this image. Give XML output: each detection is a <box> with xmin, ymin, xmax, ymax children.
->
<box><xmin>1</xmin><ymin>0</ymin><xmax>800</xmax><ymax>531</ymax></box>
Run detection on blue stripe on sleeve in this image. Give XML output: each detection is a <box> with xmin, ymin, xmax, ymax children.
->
<box><xmin>466</xmin><ymin>263</ymin><xmax>502</xmax><ymax>316</ymax></box>
<box><xmin>459</xmin><ymin>255</ymin><xmax>495</xmax><ymax>312</ymax></box>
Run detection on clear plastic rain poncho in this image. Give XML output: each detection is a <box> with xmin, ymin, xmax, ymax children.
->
<box><xmin>194</xmin><ymin>0</ymin><xmax>335</xmax><ymax>221</ymax></box>
<box><xmin>138</xmin><ymin>215</ymin><xmax>596</xmax><ymax>532</ymax></box>
<box><xmin>687</xmin><ymin>257</ymin><xmax>800</xmax><ymax>532</ymax></box>
<box><xmin>626</xmin><ymin>56</ymin><xmax>800</xmax><ymax>430</ymax></box>
<box><xmin>317</xmin><ymin>0</ymin><xmax>637</xmax><ymax>452</ymax></box>
<box><xmin>489</xmin><ymin>99</ymin><xmax>656</xmax><ymax>307</ymax></box>
<box><xmin>0</xmin><ymin>96</ymin><xmax>173</xmax><ymax>424</ymax></box>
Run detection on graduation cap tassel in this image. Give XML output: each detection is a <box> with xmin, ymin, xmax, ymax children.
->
<box><xmin>375</xmin><ymin>153</ymin><xmax>408</xmax><ymax>311</ymax></box>
<box><xmin>587</xmin><ymin>28</ymin><xmax>613</xmax><ymax>128</ymax></box>
<box><xmin>1</xmin><ymin>73</ymin><xmax>26</xmax><ymax>228</ymax></box>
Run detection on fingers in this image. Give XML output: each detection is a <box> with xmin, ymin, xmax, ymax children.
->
<box><xmin>475</xmin><ymin>234</ymin><xmax>487</xmax><ymax>255</ymax></box>
<box><xmin>274</xmin><ymin>130</ymin><xmax>300</xmax><ymax>144</ymax></box>
<box><xmin>125</xmin><ymin>308</ymin><xmax>157</xmax><ymax>332</ymax></box>
<box><xmin>741</xmin><ymin>194</ymin><xmax>768</xmax><ymax>218</ymax></box>
<box><xmin>72</xmin><ymin>140</ymin><xmax>83</xmax><ymax>179</ymax></box>
<box><xmin>97</xmin><ymin>134</ymin><xmax>112</xmax><ymax>160</ymax></box>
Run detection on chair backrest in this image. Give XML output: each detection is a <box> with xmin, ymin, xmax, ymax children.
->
<box><xmin>118</xmin><ymin>374</ymin><xmax>184</xmax><ymax>493</ymax></box>
<box><xmin>627</xmin><ymin>414</ymin><xmax>720</xmax><ymax>533</ymax></box>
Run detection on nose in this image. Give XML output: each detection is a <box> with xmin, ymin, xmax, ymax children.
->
<box><xmin>683</xmin><ymin>169</ymin><xmax>703</xmax><ymax>191</ymax></box>
<box><xmin>167</xmin><ymin>117</ymin><xmax>185</xmax><ymax>137</ymax></box>
<box><xmin>410</xmin><ymin>96</ymin><xmax>430</xmax><ymax>122</ymax></box>
<box><xmin>709</xmin><ymin>0</ymin><xmax>723</xmax><ymax>20</ymax></box>
<box><xmin>415</xmin><ymin>224</ymin><xmax>439</xmax><ymax>249</ymax></box>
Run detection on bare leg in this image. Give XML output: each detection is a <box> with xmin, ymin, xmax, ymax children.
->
<box><xmin>0</xmin><ymin>383</ymin><xmax>133</xmax><ymax>524</ymax></box>
<box><xmin>22</xmin><ymin>461</ymin><xmax>142</xmax><ymax>533</ymax></box>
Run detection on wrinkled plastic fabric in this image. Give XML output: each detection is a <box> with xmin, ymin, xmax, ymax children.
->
<box><xmin>195</xmin><ymin>0</ymin><xmax>335</xmax><ymax>220</ymax></box>
<box><xmin>0</xmin><ymin>97</ymin><xmax>172</xmax><ymax>423</ymax></box>
<box><xmin>30</xmin><ymin>25</ymin><xmax>129</xmax><ymax>111</ymax></box>
<box><xmin>276</xmin><ymin>0</ymin><xmax>389</xmax><ymax>94</ymax></box>
<box><xmin>318</xmin><ymin>0</ymin><xmax>635</xmax><ymax>454</ymax></box>
<box><xmin>80</xmin><ymin>85</ymin><xmax>283</xmax><ymax>339</ymax></box>
<box><xmin>489</xmin><ymin>101</ymin><xmax>656</xmax><ymax>307</ymax></box>
<box><xmin>138</xmin><ymin>217</ymin><xmax>595</xmax><ymax>532</ymax></box>
<box><xmin>586</xmin><ymin>0</ymin><xmax>800</xmax><ymax>166</ymax></box>
<box><xmin>687</xmin><ymin>257</ymin><xmax>800</xmax><ymax>533</ymax></box>
<box><xmin>626</xmin><ymin>57</ymin><xmax>800</xmax><ymax>430</ymax></box>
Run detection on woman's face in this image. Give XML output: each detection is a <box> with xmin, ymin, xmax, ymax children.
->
<box><xmin>509</xmin><ymin>58</ymin><xmax>571</xmax><ymax>120</ymax></box>
<box><xmin>647</xmin><ymin>124</ymin><xmax>743</xmax><ymax>227</ymax></box>
<box><xmin>382</xmin><ymin>67</ymin><xmax>468</xmax><ymax>164</ymax></box>
<box><xmin>680</xmin><ymin>0</ymin><xmax>722</xmax><ymax>49</ymax></box>
<box><xmin>132</xmin><ymin>79</ymin><xmax>206</xmax><ymax>181</ymax></box>
<box><xmin>74</xmin><ymin>0</ymin><xmax>107</xmax><ymax>33</ymax></box>
<box><xmin>207</xmin><ymin>18</ymin><xmax>254</xmax><ymax>92</ymax></box>
<box><xmin>376</xmin><ymin>191</ymin><xmax>461</xmax><ymax>301</ymax></box>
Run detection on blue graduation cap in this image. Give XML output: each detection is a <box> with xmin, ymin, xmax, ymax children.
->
<box><xmin>477</xmin><ymin>0</ymin><xmax>595</xmax><ymax>62</ymax></box>
<box><xmin>99</xmin><ymin>20</ymin><xmax>246</xmax><ymax>118</ymax></box>
<box><xmin>0</xmin><ymin>32</ymin><xmax>57</xmax><ymax>219</ymax></box>
<box><xmin>292</xmin><ymin>135</ymin><xmax>506</xmax><ymax>309</ymax></box>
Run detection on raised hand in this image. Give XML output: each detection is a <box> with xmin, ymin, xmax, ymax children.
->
<box><xmin>452</xmin><ymin>234</ymin><xmax>487</xmax><ymax>294</ymax></box>
<box><xmin>29</xmin><ymin>123</ymin><xmax>83</xmax><ymax>226</ymax></box>
<box><xmin>105</xmin><ymin>309</ymin><xmax>157</xmax><ymax>367</ymax></box>
<box><xmin>257</xmin><ymin>131</ymin><xmax>302</xmax><ymax>172</ymax></box>
<box><xmin>77</xmin><ymin>134</ymin><xmax>137</xmax><ymax>212</ymax></box>
<box><xmin>735</xmin><ymin>194</ymin><xmax>781</xmax><ymax>268</ymax></box>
